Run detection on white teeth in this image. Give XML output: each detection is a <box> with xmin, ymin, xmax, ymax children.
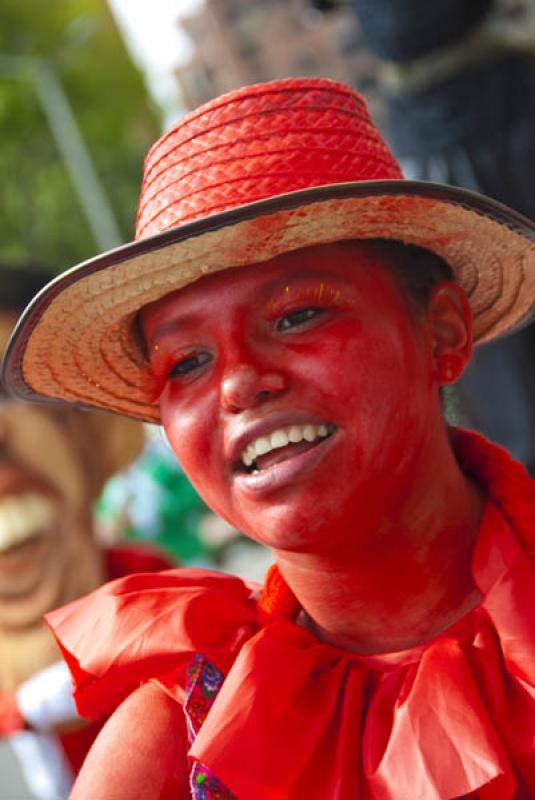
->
<box><xmin>288</xmin><ymin>425</ymin><xmax>303</xmax><ymax>443</ymax></box>
<box><xmin>240</xmin><ymin>424</ymin><xmax>335</xmax><ymax>468</ymax></box>
<box><xmin>0</xmin><ymin>493</ymin><xmax>56</xmax><ymax>554</ymax></box>
<box><xmin>303</xmin><ymin>425</ymin><xmax>316</xmax><ymax>442</ymax></box>
<box><xmin>271</xmin><ymin>430</ymin><xmax>289</xmax><ymax>449</ymax></box>
<box><xmin>254</xmin><ymin>437</ymin><xmax>271</xmax><ymax>456</ymax></box>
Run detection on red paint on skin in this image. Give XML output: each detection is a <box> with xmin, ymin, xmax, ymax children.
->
<box><xmin>146</xmin><ymin>346</ymin><xmax>187</xmax><ymax>401</ymax></box>
<box><xmin>265</xmin><ymin>280</ymin><xmax>356</xmax><ymax>315</ymax></box>
<box><xmin>141</xmin><ymin>241</ymin><xmax>482</xmax><ymax>654</ymax></box>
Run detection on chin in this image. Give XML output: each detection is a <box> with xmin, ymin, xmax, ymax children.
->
<box><xmin>237</xmin><ymin>500</ymin><xmax>341</xmax><ymax>553</ymax></box>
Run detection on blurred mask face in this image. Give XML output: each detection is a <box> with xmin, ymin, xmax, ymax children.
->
<box><xmin>0</xmin><ymin>399</ymin><xmax>104</xmax><ymax>631</ymax></box>
<box><xmin>0</xmin><ymin>310</ymin><xmax>106</xmax><ymax>635</ymax></box>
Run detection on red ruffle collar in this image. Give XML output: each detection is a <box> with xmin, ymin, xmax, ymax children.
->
<box><xmin>47</xmin><ymin>430</ymin><xmax>535</xmax><ymax>798</ymax></box>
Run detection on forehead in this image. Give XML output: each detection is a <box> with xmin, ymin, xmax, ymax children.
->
<box><xmin>140</xmin><ymin>240</ymin><xmax>397</xmax><ymax>326</ymax></box>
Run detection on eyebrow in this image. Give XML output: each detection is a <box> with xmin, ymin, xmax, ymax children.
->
<box><xmin>141</xmin><ymin>270</ymin><xmax>353</xmax><ymax>354</ymax></box>
<box><xmin>142</xmin><ymin>313</ymin><xmax>204</xmax><ymax>354</ymax></box>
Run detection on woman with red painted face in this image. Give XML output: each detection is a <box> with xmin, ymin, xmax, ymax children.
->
<box><xmin>4</xmin><ymin>79</ymin><xmax>535</xmax><ymax>799</ymax></box>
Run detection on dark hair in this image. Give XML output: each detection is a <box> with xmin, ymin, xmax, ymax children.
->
<box><xmin>363</xmin><ymin>239</ymin><xmax>460</xmax><ymax>417</ymax></box>
<box><xmin>367</xmin><ymin>239</ymin><xmax>454</xmax><ymax>313</ymax></box>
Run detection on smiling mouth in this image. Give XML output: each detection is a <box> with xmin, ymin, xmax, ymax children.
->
<box><xmin>235</xmin><ymin>423</ymin><xmax>337</xmax><ymax>474</ymax></box>
<box><xmin>0</xmin><ymin>492</ymin><xmax>57</xmax><ymax>556</ymax></box>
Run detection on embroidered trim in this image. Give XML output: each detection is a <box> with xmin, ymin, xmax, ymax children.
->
<box><xmin>184</xmin><ymin>654</ymin><xmax>234</xmax><ymax>799</ymax></box>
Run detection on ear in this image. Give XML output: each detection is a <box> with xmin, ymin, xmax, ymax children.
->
<box><xmin>427</xmin><ymin>282</ymin><xmax>472</xmax><ymax>386</ymax></box>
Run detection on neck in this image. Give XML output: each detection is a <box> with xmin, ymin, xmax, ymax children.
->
<box><xmin>274</xmin><ymin>425</ymin><xmax>485</xmax><ymax>655</ymax></box>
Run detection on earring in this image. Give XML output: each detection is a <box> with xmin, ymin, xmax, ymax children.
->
<box><xmin>438</xmin><ymin>354</ymin><xmax>463</xmax><ymax>385</ymax></box>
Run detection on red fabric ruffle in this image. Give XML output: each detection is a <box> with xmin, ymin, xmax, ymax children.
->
<box><xmin>47</xmin><ymin>569</ymin><xmax>259</xmax><ymax>721</ymax></box>
<box><xmin>46</xmin><ymin>431</ymin><xmax>535</xmax><ymax>798</ymax></box>
<box><xmin>57</xmin><ymin>543</ymin><xmax>175</xmax><ymax>774</ymax></box>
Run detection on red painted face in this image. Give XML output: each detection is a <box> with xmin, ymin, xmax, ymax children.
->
<box><xmin>140</xmin><ymin>241</ymin><xmax>440</xmax><ymax>554</ymax></box>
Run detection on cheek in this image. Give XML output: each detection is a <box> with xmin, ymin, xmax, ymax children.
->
<box><xmin>317</xmin><ymin>316</ymin><xmax>432</xmax><ymax>460</ymax></box>
<box><xmin>8</xmin><ymin>416</ymin><xmax>88</xmax><ymax>507</ymax></box>
<box><xmin>160</xmin><ymin>385</ymin><xmax>226</xmax><ymax>506</ymax></box>
<box><xmin>291</xmin><ymin>316</ymin><xmax>428</xmax><ymax>412</ymax></box>
<box><xmin>349</xmin><ymin>323</ymin><xmax>434</xmax><ymax>477</ymax></box>
<box><xmin>277</xmin><ymin>319</ymin><xmax>364</xmax><ymax>400</ymax></box>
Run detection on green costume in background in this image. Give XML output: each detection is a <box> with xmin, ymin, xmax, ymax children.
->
<box><xmin>97</xmin><ymin>434</ymin><xmax>211</xmax><ymax>563</ymax></box>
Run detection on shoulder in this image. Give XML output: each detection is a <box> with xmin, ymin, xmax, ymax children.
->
<box><xmin>71</xmin><ymin>683</ymin><xmax>190</xmax><ymax>800</ymax></box>
<box><xmin>46</xmin><ymin>568</ymin><xmax>261</xmax><ymax>720</ymax></box>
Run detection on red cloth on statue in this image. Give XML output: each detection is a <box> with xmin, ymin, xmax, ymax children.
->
<box><xmin>57</xmin><ymin>542</ymin><xmax>174</xmax><ymax>775</ymax></box>
<box><xmin>106</xmin><ymin>542</ymin><xmax>175</xmax><ymax>580</ymax></box>
<box><xmin>47</xmin><ymin>431</ymin><xmax>535</xmax><ymax>798</ymax></box>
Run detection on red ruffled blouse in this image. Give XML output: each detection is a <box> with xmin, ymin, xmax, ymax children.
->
<box><xmin>47</xmin><ymin>431</ymin><xmax>535</xmax><ymax>798</ymax></box>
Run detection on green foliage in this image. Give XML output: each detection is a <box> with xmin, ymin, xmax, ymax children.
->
<box><xmin>0</xmin><ymin>0</ymin><xmax>159</xmax><ymax>272</ymax></box>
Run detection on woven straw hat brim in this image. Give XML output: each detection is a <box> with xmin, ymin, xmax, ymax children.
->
<box><xmin>4</xmin><ymin>179</ymin><xmax>535</xmax><ymax>423</ymax></box>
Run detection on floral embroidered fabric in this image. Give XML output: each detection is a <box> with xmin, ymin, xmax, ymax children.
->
<box><xmin>185</xmin><ymin>654</ymin><xmax>234</xmax><ymax>799</ymax></box>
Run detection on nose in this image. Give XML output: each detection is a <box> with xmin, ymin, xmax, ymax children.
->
<box><xmin>221</xmin><ymin>364</ymin><xmax>287</xmax><ymax>413</ymax></box>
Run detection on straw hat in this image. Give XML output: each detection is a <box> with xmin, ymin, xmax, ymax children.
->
<box><xmin>3</xmin><ymin>78</ymin><xmax>535</xmax><ymax>423</ymax></box>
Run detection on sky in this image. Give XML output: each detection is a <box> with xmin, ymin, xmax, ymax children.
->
<box><xmin>107</xmin><ymin>0</ymin><xmax>205</xmax><ymax>124</ymax></box>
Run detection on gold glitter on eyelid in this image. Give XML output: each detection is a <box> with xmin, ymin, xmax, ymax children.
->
<box><xmin>328</xmin><ymin>289</ymin><xmax>341</xmax><ymax>304</ymax></box>
<box><xmin>265</xmin><ymin>283</ymin><xmax>357</xmax><ymax>311</ymax></box>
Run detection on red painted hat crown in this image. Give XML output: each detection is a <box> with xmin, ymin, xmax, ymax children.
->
<box><xmin>135</xmin><ymin>78</ymin><xmax>403</xmax><ymax>240</ymax></box>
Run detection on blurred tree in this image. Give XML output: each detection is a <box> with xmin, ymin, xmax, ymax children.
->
<box><xmin>0</xmin><ymin>0</ymin><xmax>159</xmax><ymax>272</ymax></box>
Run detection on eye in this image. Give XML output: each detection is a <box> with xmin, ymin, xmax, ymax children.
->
<box><xmin>276</xmin><ymin>307</ymin><xmax>324</xmax><ymax>332</ymax></box>
<box><xmin>168</xmin><ymin>351</ymin><xmax>212</xmax><ymax>379</ymax></box>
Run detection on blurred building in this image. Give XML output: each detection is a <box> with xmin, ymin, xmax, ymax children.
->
<box><xmin>109</xmin><ymin>0</ymin><xmax>382</xmax><ymax>125</ymax></box>
<box><xmin>176</xmin><ymin>0</ymin><xmax>382</xmax><ymax>119</ymax></box>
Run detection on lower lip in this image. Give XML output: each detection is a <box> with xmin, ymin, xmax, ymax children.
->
<box><xmin>0</xmin><ymin>533</ymin><xmax>51</xmax><ymax>570</ymax></box>
<box><xmin>234</xmin><ymin>431</ymin><xmax>339</xmax><ymax>496</ymax></box>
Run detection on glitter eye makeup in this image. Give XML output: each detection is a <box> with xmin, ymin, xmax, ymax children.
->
<box><xmin>265</xmin><ymin>280</ymin><xmax>357</xmax><ymax>316</ymax></box>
